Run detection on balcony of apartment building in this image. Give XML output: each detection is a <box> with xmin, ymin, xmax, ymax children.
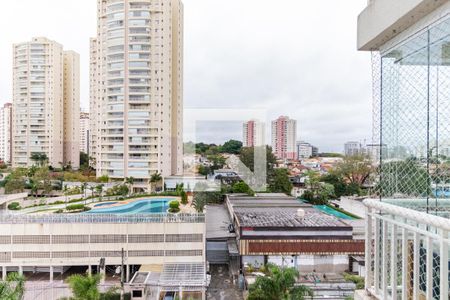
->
<box><xmin>357</xmin><ymin>0</ymin><xmax>450</xmax><ymax>298</ymax></box>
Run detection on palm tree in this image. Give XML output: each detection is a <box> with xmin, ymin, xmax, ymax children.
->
<box><xmin>0</xmin><ymin>272</ymin><xmax>25</xmax><ymax>300</ymax></box>
<box><xmin>82</xmin><ymin>182</ymin><xmax>88</xmax><ymax>199</ymax></box>
<box><xmin>125</xmin><ymin>177</ymin><xmax>135</xmax><ymax>195</ymax></box>
<box><xmin>248</xmin><ymin>264</ymin><xmax>313</xmax><ymax>300</ymax></box>
<box><xmin>150</xmin><ymin>172</ymin><xmax>162</xmax><ymax>193</ymax></box>
<box><xmin>95</xmin><ymin>184</ymin><xmax>104</xmax><ymax>200</ymax></box>
<box><xmin>67</xmin><ymin>274</ymin><xmax>101</xmax><ymax>300</ymax></box>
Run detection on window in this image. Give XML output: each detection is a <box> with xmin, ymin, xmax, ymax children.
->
<box><xmin>132</xmin><ymin>290</ymin><xmax>143</xmax><ymax>298</ymax></box>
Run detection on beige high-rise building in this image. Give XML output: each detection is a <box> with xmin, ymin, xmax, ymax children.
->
<box><xmin>80</xmin><ymin>111</ymin><xmax>90</xmax><ymax>155</ymax></box>
<box><xmin>12</xmin><ymin>37</ymin><xmax>80</xmax><ymax>168</ymax></box>
<box><xmin>63</xmin><ymin>51</ymin><xmax>81</xmax><ymax>169</ymax></box>
<box><xmin>0</xmin><ymin>103</ymin><xmax>12</xmax><ymax>163</ymax></box>
<box><xmin>90</xmin><ymin>0</ymin><xmax>184</xmax><ymax>191</ymax></box>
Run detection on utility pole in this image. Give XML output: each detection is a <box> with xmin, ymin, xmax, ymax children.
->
<box><xmin>121</xmin><ymin>247</ymin><xmax>124</xmax><ymax>300</ymax></box>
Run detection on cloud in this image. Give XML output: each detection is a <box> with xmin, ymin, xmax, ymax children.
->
<box><xmin>0</xmin><ymin>0</ymin><xmax>372</xmax><ymax>153</ymax></box>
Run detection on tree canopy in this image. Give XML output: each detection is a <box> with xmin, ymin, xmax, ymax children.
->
<box><xmin>248</xmin><ymin>265</ymin><xmax>313</xmax><ymax>300</ymax></box>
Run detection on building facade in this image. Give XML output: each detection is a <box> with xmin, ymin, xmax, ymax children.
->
<box><xmin>357</xmin><ymin>0</ymin><xmax>450</xmax><ymax>299</ymax></box>
<box><xmin>0</xmin><ymin>103</ymin><xmax>12</xmax><ymax>163</ymax></box>
<box><xmin>63</xmin><ymin>51</ymin><xmax>81</xmax><ymax>169</ymax></box>
<box><xmin>271</xmin><ymin>116</ymin><xmax>297</xmax><ymax>159</ymax></box>
<box><xmin>12</xmin><ymin>37</ymin><xmax>80</xmax><ymax>168</ymax></box>
<box><xmin>344</xmin><ymin>141</ymin><xmax>361</xmax><ymax>156</ymax></box>
<box><xmin>296</xmin><ymin>141</ymin><xmax>318</xmax><ymax>159</ymax></box>
<box><xmin>242</xmin><ymin>120</ymin><xmax>265</xmax><ymax>147</ymax></box>
<box><xmin>0</xmin><ymin>214</ymin><xmax>205</xmax><ymax>284</ymax></box>
<box><xmin>90</xmin><ymin>0</ymin><xmax>184</xmax><ymax>190</ymax></box>
<box><xmin>80</xmin><ymin>111</ymin><xmax>90</xmax><ymax>155</ymax></box>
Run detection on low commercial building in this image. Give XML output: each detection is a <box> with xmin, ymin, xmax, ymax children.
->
<box><xmin>225</xmin><ymin>194</ymin><xmax>364</xmax><ymax>274</ymax></box>
<box><xmin>0</xmin><ymin>213</ymin><xmax>206</xmax><ymax>289</ymax></box>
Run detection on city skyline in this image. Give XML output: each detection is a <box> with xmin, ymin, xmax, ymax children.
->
<box><xmin>0</xmin><ymin>0</ymin><xmax>371</xmax><ymax>153</ymax></box>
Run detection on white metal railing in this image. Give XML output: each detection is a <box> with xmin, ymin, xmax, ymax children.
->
<box><xmin>364</xmin><ymin>199</ymin><xmax>449</xmax><ymax>300</ymax></box>
<box><xmin>0</xmin><ymin>213</ymin><xmax>205</xmax><ymax>224</ymax></box>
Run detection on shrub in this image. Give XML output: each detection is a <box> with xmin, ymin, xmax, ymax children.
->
<box><xmin>7</xmin><ymin>202</ymin><xmax>21</xmax><ymax>210</ymax></box>
<box><xmin>180</xmin><ymin>191</ymin><xmax>188</xmax><ymax>205</ymax></box>
<box><xmin>66</xmin><ymin>204</ymin><xmax>85</xmax><ymax>211</ymax></box>
<box><xmin>343</xmin><ymin>273</ymin><xmax>364</xmax><ymax>289</ymax></box>
<box><xmin>55</xmin><ymin>209</ymin><xmax>64</xmax><ymax>214</ymax></box>
<box><xmin>168</xmin><ymin>200</ymin><xmax>180</xmax><ymax>213</ymax></box>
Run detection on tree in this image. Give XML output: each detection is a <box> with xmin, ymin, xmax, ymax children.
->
<box><xmin>30</xmin><ymin>152</ymin><xmax>48</xmax><ymax>167</ymax></box>
<box><xmin>221</xmin><ymin>139</ymin><xmax>243</xmax><ymax>154</ymax></box>
<box><xmin>239</xmin><ymin>146</ymin><xmax>277</xmax><ymax>173</ymax></box>
<box><xmin>67</xmin><ymin>274</ymin><xmax>101</xmax><ymax>300</ymax></box>
<box><xmin>150</xmin><ymin>172</ymin><xmax>163</xmax><ymax>192</ymax></box>
<box><xmin>378</xmin><ymin>159</ymin><xmax>430</xmax><ymax>197</ymax></box>
<box><xmin>125</xmin><ymin>177</ymin><xmax>135</xmax><ymax>195</ymax></box>
<box><xmin>332</xmin><ymin>155</ymin><xmax>373</xmax><ymax>187</ymax></box>
<box><xmin>80</xmin><ymin>152</ymin><xmax>90</xmax><ymax>168</ymax></box>
<box><xmin>232</xmin><ymin>181</ymin><xmax>254</xmax><ymax>195</ymax></box>
<box><xmin>4</xmin><ymin>169</ymin><xmax>27</xmax><ymax>194</ymax></box>
<box><xmin>268</xmin><ymin>168</ymin><xmax>293</xmax><ymax>195</ymax></box>
<box><xmin>0</xmin><ymin>272</ymin><xmax>25</xmax><ymax>300</ymax></box>
<box><xmin>248</xmin><ymin>265</ymin><xmax>313</xmax><ymax>300</ymax></box>
<box><xmin>32</xmin><ymin>167</ymin><xmax>53</xmax><ymax>196</ymax></box>
<box><xmin>95</xmin><ymin>184</ymin><xmax>104</xmax><ymax>198</ymax></box>
<box><xmin>303</xmin><ymin>171</ymin><xmax>335</xmax><ymax>204</ymax></box>
<box><xmin>180</xmin><ymin>190</ymin><xmax>188</xmax><ymax>205</ymax></box>
<box><xmin>192</xmin><ymin>183</ymin><xmax>223</xmax><ymax>212</ymax></box>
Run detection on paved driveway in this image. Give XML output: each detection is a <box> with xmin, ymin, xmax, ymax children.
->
<box><xmin>207</xmin><ymin>265</ymin><xmax>243</xmax><ymax>300</ymax></box>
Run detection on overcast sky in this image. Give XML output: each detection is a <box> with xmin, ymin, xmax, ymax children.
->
<box><xmin>0</xmin><ymin>0</ymin><xmax>372</xmax><ymax>153</ymax></box>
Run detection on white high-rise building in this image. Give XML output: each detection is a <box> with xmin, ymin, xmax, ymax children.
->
<box><xmin>242</xmin><ymin>120</ymin><xmax>265</xmax><ymax>147</ymax></box>
<box><xmin>271</xmin><ymin>116</ymin><xmax>297</xmax><ymax>159</ymax></box>
<box><xmin>344</xmin><ymin>141</ymin><xmax>361</xmax><ymax>156</ymax></box>
<box><xmin>12</xmin><ymin>37</ymin><xmax>80</xmax><ymax>168</ymax></box>
<box><xmin>0</xmin><ymin>103</ymin><xmax>12</xmax><ymax>163</ymax></box>
<box><xmin>80</xmin><ymin>111</ymin><xmax>90</xmax><ymax>155</ymax></box>
<box><xmin>296</xmin><ymin>141</ymin><xmax>318</xmax><ymax>159</ymax></box>
<box><xmin>90</xmin><ymin>0</ymin><xmax>184</xmax><ymax>191</ymax></box>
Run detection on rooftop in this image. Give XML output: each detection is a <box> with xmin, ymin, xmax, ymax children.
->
<box><xmin>233</xmin><ymin>207</ymin><xmax>350</xmax><ymax>228</ymax></box>
<box><xmin>205</xmin><ymin>205</ymin><xmax>236</xmax><ymax>240</ymax></box>
<box><xmin>226</xmin><ymin>194</ymin><xmax>351</xmax><ymax>229</ymax></box>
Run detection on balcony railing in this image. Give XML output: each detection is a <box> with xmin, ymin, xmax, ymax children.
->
<box><xmin>363</xmin><ymin>199</ymin><xmax>449</xmax><ymax>300</ymax></box>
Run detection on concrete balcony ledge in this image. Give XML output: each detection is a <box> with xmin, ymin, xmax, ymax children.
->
<box><xmin>357</xmin><ymin>0</ymin><xmax>449</xmax><ymax>50</ymax></box>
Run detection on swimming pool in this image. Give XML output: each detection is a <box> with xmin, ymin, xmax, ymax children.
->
<box><xmin>94</xmin><ymin>202</ymin><xmax>118</xmax><ymax>207</ymax></box>
<box><xmin>313</xmin><ymin>205</ymin><xmax>356</xmax><ymax>220</ymax></box>
<box><xmin>86</xmin><ymin>198</ymin><xmax>173</xmax><ymax>214</ymax></box>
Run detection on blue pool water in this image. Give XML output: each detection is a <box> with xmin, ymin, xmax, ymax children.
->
<box><xmin>86</xmin><ymin>199</ymin><xmax>172</xmax><ymax>214</ymax></box>
<box><xmin>94</xmin><ymin>202</ymin><xmax>118</xmax><ymax>207</ymax></box>
<box><xmin>313</xmin><ymin>205</ymin><xmax>356</xmax><ymax>220</ymax></box>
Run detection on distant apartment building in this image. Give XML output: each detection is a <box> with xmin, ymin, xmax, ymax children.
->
<box><xmin>344</xmin><ymin>141</ymin><xmax>361</xmax><ymax>156</ymax></box>
<box><xmin>90</xmin><ymin>0</ymin><xmax>184</xmax><ymax>191</ymax></box>
<box><xmin>242</xmin><ymin>120</ymin><xmax>265</xmax><ymax>147</ymax></box>
<box><xmin>0</xmin><ymin>103</ymin><xmax>12</xmax><ymax>163</ymax></box>
<box><xmin>80</xmin><ymin>111</ymin><xmax>90</xmax><ymax>155</ymax></box>
<box><xmin>12</xmin><ymin>37</ymin><xmax>80</xmax><ymax>168</ymax></box>
<box><xmin>296</xmin><ymin>141</ymin><xmax>318</xmax><ymax>159</ymax></box>
<box><xmin>271</xmin><ymin>116</ymin><xmax>297</xmax><ymax>159</ymax></box>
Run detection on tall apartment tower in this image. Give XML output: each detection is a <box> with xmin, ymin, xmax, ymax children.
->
<box><xmin>90</xmin><ymin>0</ymin><xmax>184</xmax><ymax>190</ymax></box>
<box><xmin>271</xmin><ymin>116</ymin><xmax>297</xmax><ymax>159</ymax></box>
<box><xmin>242</xmin><ymin>120</ymin><xmax>265</xmax><ymax>147</ymax></box>
<box><xmin>12</xmin><ymin>37</ymin><xmax>80</xmax><ymax>168</ymax></box>
<box><xmin>80</xmin><ymin>111</ymin><xmax>90</xmax><ymax>155</ymax></box>
<box><xmin>63</xmin><ymin>51</ymin><xmax>81</xmax><ymax>169</ymax></box>
<box><xmin>0</xmin><ymin>103</ymin><xmax>12</xmax><ymax>163</ymax></box>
